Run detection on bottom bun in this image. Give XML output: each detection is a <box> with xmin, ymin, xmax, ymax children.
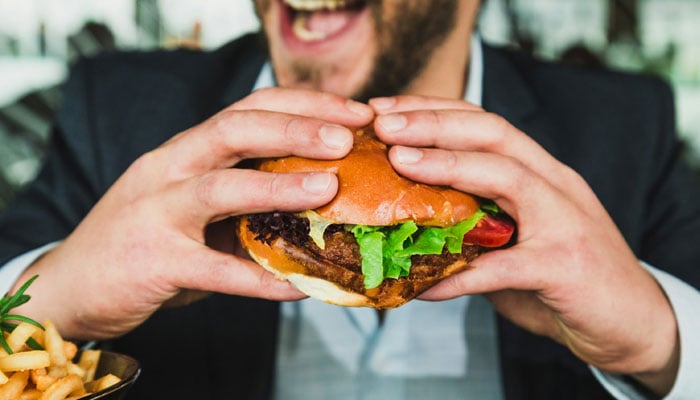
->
<box><xmin>258</xmin><ymin>258</ymin><xmax>373</xmax><ymax>307</ymax></box>
<box><xmin>238</xmin><ymin>217</ymin><xmax>481</xmax><ymax>309</ymax></box>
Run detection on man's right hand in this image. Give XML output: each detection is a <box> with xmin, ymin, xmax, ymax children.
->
<box><xmin>11</xmin><ymin>88</ymin><xmax>374</xmax><ymax>340</ymax></box>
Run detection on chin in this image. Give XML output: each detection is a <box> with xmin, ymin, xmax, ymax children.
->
<box><xmin>262</xmin><ymin>0</ymin><xmax>376</xmax><ymax>96</ymax></box>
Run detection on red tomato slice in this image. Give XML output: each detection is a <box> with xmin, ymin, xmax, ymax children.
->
<box><xmin>463</xmin><ymin>215</ymin><xmax>515</xmax><ymax>247</ymax></box>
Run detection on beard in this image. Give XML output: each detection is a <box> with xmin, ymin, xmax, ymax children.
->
<box><xmin>353</xmin><ymin>0</ymin><xmax>459</xmax><ymax>102</ymax></box>
<box><xmin>253</xmin><ymin>0</ymin><xmax>459</xmax><ymax>102</ymax></box>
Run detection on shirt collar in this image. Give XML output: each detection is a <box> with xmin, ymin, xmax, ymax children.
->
<box><xmin>466</xmin><ymin>33</ymin><xmax>483</xmax><ymax>106</ymax></box>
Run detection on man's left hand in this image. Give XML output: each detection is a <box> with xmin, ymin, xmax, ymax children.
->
<box><xmin>369</xmin><ymin>95</ymin><xmax>679</xmax><ymax>396</ymax></box>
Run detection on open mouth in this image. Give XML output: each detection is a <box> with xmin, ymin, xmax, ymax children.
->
<box><xmin>281</xmin><ymin>0</ymin><xmax>369</xmax><ymax>43</ymax></box>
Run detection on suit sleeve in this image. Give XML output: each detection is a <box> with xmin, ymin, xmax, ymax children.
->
<box><xmin>0</xmin><ymin>59</ymin><xmax>102</xmax><ymax>267</ymax></box>
<box><xmin>639</xmin><ymin>79</ymin><xmax>700</xmax><ymax>289</ymax></box>
<box><xmin>591</xmin><ymin>262</ymin><xmax>700</xmax><ymax>400</ymax></box>
<box><xmin>593</xmin><ymin>80</ymin><xmax>700</xmax><ymax>399</ymax></box>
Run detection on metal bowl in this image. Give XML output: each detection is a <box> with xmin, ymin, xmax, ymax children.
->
<box><xmin>79</xmin><ymin>350</ymin><xmax>141</xmax><ymax>400</ymax></box>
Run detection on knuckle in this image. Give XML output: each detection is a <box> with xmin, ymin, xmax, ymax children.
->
<box><xmin>195</xmin><ymin>172</ymin><xmax>222</xmax><ymax>210</ymax></box>
<box><xmin>443</xmin><ymin>150</ymin><xmax>460</xmax><ymax>171</ymax></box>
<box><xmin>250</xmin><ymin>86</ymin><xmax>277</xmax><ymax>102</ymax></box>
<box><xmin>234</xmin><ymin>87</ymin><xmax>277</xmax><ymax>109</ymax></box>
<box><xmin>205</xmin><ymin>258</ymin><xmax>231</xmax><ymax>286</ymax></box>
<box><xmin>281</xmin><ymin>117</ymin><xmax>297</xmax><ymax>142</ymax></box>
<box><xmin>211</xmin><ymin>109</ymin><xmax>238</xmax><ymax>138</ymax></box>
<box><xmin>319</xmin><ymin>90</ymin><xmax>346</xmax><ymax>105</ymax></box>
<box><xmin>184</xmin><ymin>257</ymin><xmax>230</xmax><ymax>293</ymax></box>
<box><xmin>391</xmin><ymin>95</ymin><xmax>413</xmax><ymax>107</ymax></box>
<box><xmin>561</xmin><ymin>165</ymin><xmax>587</xmax><ymax>188</ymax></box>
<box><xmin>256</xmin><ymin>269</ymin><xmax>280</xmax><ymax>297</ymax></box>
<box><xmin>253</xmin><ymin>86</ymin><xmax>278</xmax><ymax>98</ymax></box>
<box><xmin>280</xmin><ymin>117</ymin><xmax>312</xmax><ymax>147</ymax></box>
<box><xmin>262</xmin><ymin>172</ymin><xmax>287</xmax><ymax>200</ymax></box>
<box><xmin>425</xmin><ymin>109</ymin><xmax>444</xmax><ymax>127</ymax></box>
<box><xmin>484</xmin><ymin>112</ymin><xmax>511</xmax><ymax>146</ymax></box>
<box><xmin>442</xmin><ymin>274</ymin><xmax>469</xmax><ymax>297</ymax></box>
<box><xmin>501</xmin><ymin>158</ymin><xmax>532</xmax><ymax>193</ymax></box>
<box><xmin>210</xmin><ymin>110</ymin><xmax>249</xmax><ymax>156</ymax></box>
<box><xmin>123</xmin><ymin>150</ymin><xmax>178</xmax><ymax>191</ymax></box>
<box><xmin>557</xmin><ymin>165</ymin><xmax>602</xmax><ymax>210</ymax></box>
<box><xmin>129</xmin><ymin>149</ymin><xmax>159</xmax><ymax>173</ymax></box>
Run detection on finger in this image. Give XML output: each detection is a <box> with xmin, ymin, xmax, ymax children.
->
<box><xmin>232</xmin><ymin>87</ymin><xmax>374</xmax><ymax>127</ymax></box>
<box><xmin>375</xmin><ymin>109</ymin><xmax>559</xmax><ymax>175</ymax></box>
<box><xmin>369</xmin><ymin>95</ymin><xmax>482</xmax><ymax>114</ymax></box>
<box><xmin>170</xmin><ymin>245</ymin><xmax>307</xmax><ymax>301</ymax></box>
<box><xmin>161</xmin><ymin>110</ymin><xmax>355</xmax><ymax>178</ymax></box>
<box><xmin>375</xmin><ymin>109</ymin><xmax>599</xmax><ymax>210</ymax></box>
<box><xmin>388</xmin><ymin>146</ymin><xmax>563</xmax><ymax>225</ymax></box>
<box><xmin>169</xmin><ymin>169</ymin><xmax>339</xmax><ymax>226</ymax></box>
<box><xmin>419</xmin><ymin>248</ymin><xmax>548</xmax><ymax>299</ymax></box>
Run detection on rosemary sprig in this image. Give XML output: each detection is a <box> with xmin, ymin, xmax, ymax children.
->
<box><xmin>0</xmin><ymin>275</ymin><xmax>45</xmax><ymax>354</ymax></box>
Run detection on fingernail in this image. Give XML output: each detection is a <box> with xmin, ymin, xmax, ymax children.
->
<box><xmin>319</xmin><ymin>124</ymin><xmax>350</xmax><ymax>149</ymax></box>
<box><xmin>345</xmin><ymin>99</ymin><xmax>373</xmax><ymax>118</ymax></box>
<box><xmin>394</xmin><ymin>146</ymin><xmax>423</xmax><ymax>164</ymax></box>
<box><xmin>303</xmin><ymin>172</ymin><xmax>333</xmax><ymax>194</ymax></box>
<box><xmin>369</xmin><ymin>97</ymin><xmax>396</xmax><ymax>111</ymax></box>
<box><xmin>377</xmin><ymin>114</ymin><xmax>407</xmax><ymax>132</ymax></box>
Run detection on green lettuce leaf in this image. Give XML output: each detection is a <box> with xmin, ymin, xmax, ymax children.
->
<box><xmin>351</xmin><ymin>226</ymin><xmax>385</xmax><ymax>289</ymax></box>
<box><xmin>349</xmin><ymin>209</ymin><xmax>487</xmax><ymax>289</ymax></box>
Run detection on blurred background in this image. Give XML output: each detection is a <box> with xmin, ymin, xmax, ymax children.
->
<box><xmin>0</xmin><ymin>0</ymin><xmax>699</xmax><ymax>210</ymax></box>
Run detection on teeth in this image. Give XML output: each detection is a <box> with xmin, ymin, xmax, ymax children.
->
<box><xmin>292</xmin><ymin>12</ymin><xmax>326</xmax><ymax>41</ymax></box>
<box><xmin>284</xmin><ymin>0</ymin><xmax>360</xmax><ymax>12</ymax></box>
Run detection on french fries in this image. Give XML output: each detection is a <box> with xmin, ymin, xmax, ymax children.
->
<box><xmin>0</xmin><ymin>321</ymin><xmax>121</xmax><ymax>400</ymax></box>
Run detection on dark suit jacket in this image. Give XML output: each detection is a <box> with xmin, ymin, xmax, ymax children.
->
<box><xmin>1</xmin><ymin>33</ymin><xmax>699</xmax><ymax>399</ymax></box>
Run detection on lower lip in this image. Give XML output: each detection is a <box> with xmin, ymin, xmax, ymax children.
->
<box><xmin>278</xmin><ymin>1</ymin><xmax>369</xmax><ymax>53</ymax></box>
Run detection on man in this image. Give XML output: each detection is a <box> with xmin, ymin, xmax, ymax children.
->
<box><xmin>1</xmin><ymin>0</ymin><xmax>699</xmax><ymax>398</ymax></box>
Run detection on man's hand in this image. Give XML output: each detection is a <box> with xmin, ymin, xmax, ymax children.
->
<box><xmin>13</xmin><ymin>88</ymin><xmax>373</xmax><ymax>341</ymax></box>
<box><xmin>370</xmin><ymin>95</ymin><xmax>679</xmax><ymax>396</ymax></box>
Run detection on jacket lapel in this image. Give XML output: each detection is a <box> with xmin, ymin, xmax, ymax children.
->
<box><xmin>218</xmin><ymin>33</ymin><xmax>267</xmax><ymax>110</ymax></box>
<box><xmin>481</xmin><ymin>44</ymin><xmax>561</xmax><ymax>161</ymax></box>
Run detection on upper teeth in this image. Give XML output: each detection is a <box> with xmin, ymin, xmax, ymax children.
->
<box><xmin>284</xmin><ymin>0</ymin><xmax>361</xmax><ymax>11</ymax></box>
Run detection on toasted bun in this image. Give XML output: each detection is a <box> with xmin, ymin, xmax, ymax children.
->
<box><xmin>238</xmin><ymin>217</ymin><xmax>477</xmax><ymax>308</ymax></box>
<box><xmin>240</xmin><ymin>125</ymin><xmax>484</xmax><ymax>308</ymax></box>
<box><xmin>257</xmin><ymin>126</ymin><xmax>480</xmax><ymax>226</ymax></box>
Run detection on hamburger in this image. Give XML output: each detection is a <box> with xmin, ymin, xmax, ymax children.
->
<box><xmin>238</xmin><ymin>125</ymin><xmax>514</xmax><ymax>308</ymax></box>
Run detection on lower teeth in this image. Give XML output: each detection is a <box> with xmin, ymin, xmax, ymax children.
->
<box><xmin>292</xmin><ymin>12</ymin><xmax>326</xmax><ymax>41</ymax></box>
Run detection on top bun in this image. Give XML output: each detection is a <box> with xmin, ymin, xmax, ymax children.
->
<box><xmin>257</xmin><ymin>125</ymin><xmax>479</xmax><ymax>226</ymax></box>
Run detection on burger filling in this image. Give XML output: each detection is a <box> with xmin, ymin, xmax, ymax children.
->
<box><xmin>245</xmin><ymin>205</ymin><xmax>504</xmax><ymax>289</ymax></box>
